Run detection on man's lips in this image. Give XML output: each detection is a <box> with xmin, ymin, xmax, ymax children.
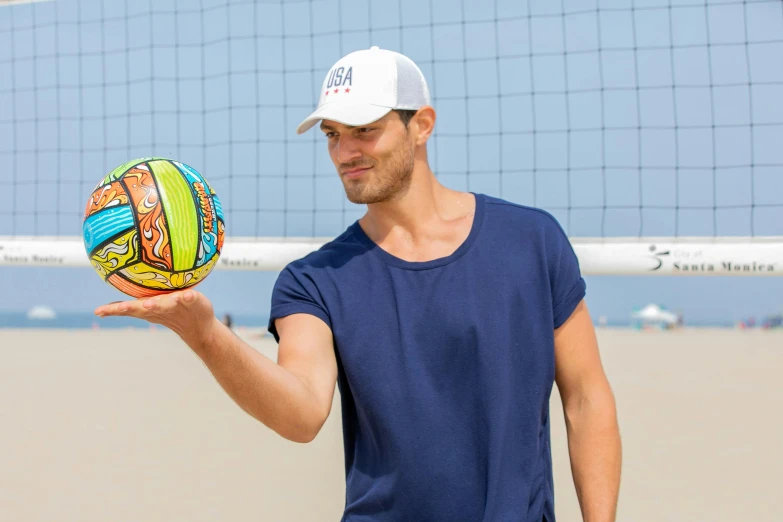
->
<box><xmin>342</xmin><ymin>166</ymin><xmax>372</xmax><ymax>179</ymax></box>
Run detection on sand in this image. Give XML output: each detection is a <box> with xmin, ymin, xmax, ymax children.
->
<box><xmin>0</xmin><ymin>327</ymin><xmax>780</xmax><ymax>521</ymax></box>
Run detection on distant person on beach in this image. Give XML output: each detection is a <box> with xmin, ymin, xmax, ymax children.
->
<box><xmin>221</xmin><ymin>313</ymin><xmax>233</xmax><ymax>330</ymax></box>
<box><xmin>95</xmin><ymin>47</ymin><xmax>621</xmax><ymax>521</ymax></box>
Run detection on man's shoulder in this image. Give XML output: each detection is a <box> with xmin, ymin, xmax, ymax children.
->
<box><xmin>480</xmin><ymin>193</ymin><xmax>566</xmax><ymax>236</ymax></box>
<box><xmin>283</xmin><ymin>224</ymin><xmax>367</xmax><ymax>275</ymax></box>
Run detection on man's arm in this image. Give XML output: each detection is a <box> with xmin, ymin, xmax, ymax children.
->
<box><xmin>194</xmin><ymin>312</ymin><xmax>338</xmax><ymax>443</ymax></box>
<box><xmin>95</xmin><ymin>291</ymin><xmax>338</xmax><ymax>443</ymax></box>
<box><xmin>554</xmin><ymin>299</ymin><xmax>622</xmax><ymax>522</ymax></box>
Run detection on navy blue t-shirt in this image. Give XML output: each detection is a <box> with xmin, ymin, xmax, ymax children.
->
<box><xmin>268</xmin><ymin>193</ymin><xmax>586</xmax><ymax>522</ymax></box>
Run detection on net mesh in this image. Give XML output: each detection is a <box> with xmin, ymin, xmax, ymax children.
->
<box><xmin>1</xmin><ymin>0</ymin><xmax>782</xmax><ymax>241</ymax></box>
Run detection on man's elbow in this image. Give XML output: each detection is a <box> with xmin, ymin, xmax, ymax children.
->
<box><xmin>563</xmin><ymin>381</ymin><xmax>618</xmax><ymax>425</ymax></box>
<box><xmin>277</xmin><ymin>410</ymin><xmax>330</xmax><ymax>444</ymax></box>
<box><xmin>284</xmin><ymin>429</ymin><xmax>319</xmax><ymax>444</ymax></box>
<box><xmin>285</xmin><ymin>423</ymin><xmax>322</xmax><ymax>444</ymax></box>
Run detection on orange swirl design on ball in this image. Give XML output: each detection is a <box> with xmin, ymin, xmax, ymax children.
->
<box><xmin>84</xmin><ymin>181</ymin><xmax>129</xmax><ymax>218</ymax></box>
<box><xmin>123</xmin><ymin>166</ymin><xmax>173</xmax><ymax>271</ymax></box>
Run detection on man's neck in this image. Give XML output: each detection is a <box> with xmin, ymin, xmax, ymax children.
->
<box><xmin>358</xmin><ymin>168</ymin><xmax>476</xmax><ymax>252</ymax></box>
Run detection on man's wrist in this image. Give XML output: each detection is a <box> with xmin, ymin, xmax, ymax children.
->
<box><xmin>181</xmin><ymin>315</ymin><xmax>222</xmax><ymax>356</ymax></box>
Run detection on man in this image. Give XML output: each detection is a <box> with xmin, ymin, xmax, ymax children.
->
<box><xmin>96</xmin><ymin>46</ymin><xmax>621</xmax><ymax>521</ymax></box>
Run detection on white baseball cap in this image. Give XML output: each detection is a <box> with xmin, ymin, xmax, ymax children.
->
<box><xmin>296</xmin><ymin>46</ymin><xmax>432</xmax><ymax>134</ymax></box>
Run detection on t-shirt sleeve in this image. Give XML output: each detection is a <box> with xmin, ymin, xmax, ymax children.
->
<box><xmin>267</xmin><ymin>264</ymin><xmax>332</xmax><ymax>343</ymax></box>
<box><xmin>545</xmin><ymin>215</ymin><xmax>587</xmax><ymax>329</ymax></box>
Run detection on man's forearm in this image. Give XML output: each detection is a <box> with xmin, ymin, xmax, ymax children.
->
<box><xmin>564</xmin><ymin>390</ymin><xmax>622</xmax><ymax>522</ymax></box>
<box><xmin>182</xmin><ymin>317</ymin><xmax>327</xmax><ymax>443</ymax></box>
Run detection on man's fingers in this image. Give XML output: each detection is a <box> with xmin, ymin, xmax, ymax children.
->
<box><xmin>142</xmin><ymin>296</ymin><xmax>161</xmax><ymax>310</ymax></box>
<box><xmin>141</xmin><ymin>291</ymin><xmax>190</xmax><ymax>312</ymax></box>
<box><xmin>95</xmin><ymin>290</ymin><xmax>200</xmax><ymax>317</ymax></box>
<box><xmin>95</xmin><ymin>300</ymin><xmax>117</xmax><ymax>315</ymax></box>
<box><xmin>94</xmin><ymin>300</ymin><xmax>121</xmax><ymax>315</ymax></box>
<box><xmin>95</xmin><ymin>299</ymin><xmax>147</xmax><ymax>317</ymax></box>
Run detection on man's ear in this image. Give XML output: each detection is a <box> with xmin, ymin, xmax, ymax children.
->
<box><xmin>411</xmin><ymin>106</ymin><xmax>436</xmax><ymax>146</ymax></box>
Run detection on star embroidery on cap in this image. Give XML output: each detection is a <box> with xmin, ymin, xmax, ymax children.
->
<box><xmin>345</xmin><ymin>88</ymin><xmax>351</xmax><ymax>93</ymax></box>
<box><xmin>333</xmin><ymin>88</ymin><xmax>339</xmax><ymax>94</ymax></box>
<box><xmin>325</xmin><ymin>90</ymin><xmax>329</xmax><ymax>96</ymax></box>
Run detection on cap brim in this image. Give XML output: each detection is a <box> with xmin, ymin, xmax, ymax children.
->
<box><xmin>296</xmin><ymin>103</ymin><xmax>393</xmax><ymax>134</ymax></box>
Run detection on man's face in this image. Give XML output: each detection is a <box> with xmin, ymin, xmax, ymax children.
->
<box><xmin>320</xmin><ymin>111</ymin><xmax>416</xmax><ymax>205</ymax></box>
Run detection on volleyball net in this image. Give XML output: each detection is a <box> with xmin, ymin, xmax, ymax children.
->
<box><xmin>1</xmin><ymin>0</ymin><xmax>782</xmax><ymax>275</ymax></box>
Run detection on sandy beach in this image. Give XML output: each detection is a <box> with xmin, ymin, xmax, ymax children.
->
<box><xmin>0</xmin><ymin>327</ymin><xmax>780</xmax><ymax>521</ymax></box>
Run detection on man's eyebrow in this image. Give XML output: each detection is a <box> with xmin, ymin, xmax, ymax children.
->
<box><xmin>320</xmin><ymin>122</ymin><xmax>363</xmax><ymax>132</ymax></box>
<box><xmin>320</xmin><ymin>122</ymin><xmax>346</xmax><ymax>131</ymax></box>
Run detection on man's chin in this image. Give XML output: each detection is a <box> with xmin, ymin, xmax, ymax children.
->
<box><xmin>345</xmin><ymin>193</ymin><xmax>376</xmax><ymax>205</ymax></box>
<box><xmin>344</xmin><ymin>187</ymin><xmax>387</xmax><ymax>205</ymax></box>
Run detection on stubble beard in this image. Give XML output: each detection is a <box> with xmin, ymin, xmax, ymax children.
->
<box><xmin>342</xmin><ymin>143</ymin><xmax>415</xmax><ymax>205</ymax></box>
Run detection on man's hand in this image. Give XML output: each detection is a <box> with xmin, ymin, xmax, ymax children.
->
<box><xmin>94</xmin><ymin>289</ymin><xmax>218</xmax><ymax>347</ymax></box>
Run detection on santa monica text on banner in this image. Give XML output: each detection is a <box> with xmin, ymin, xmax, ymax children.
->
<box><xmin>672</xmin><ymin>261</ymin><xmax>777</xmax><ymax>273</ymax></box>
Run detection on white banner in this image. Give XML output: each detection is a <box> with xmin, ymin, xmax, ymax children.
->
<box><xmin>571</xmin><ymin>238</ymin><xmax>783</xmax><ymax>276</ymax></box>
<box><xmin>0</xmin><ymin>237</ymin><xmax>329</xmax><ymax>272</ymax></box>
<box><xmin>1</xmin><ymin>236</ymin><xmax>783</xmax><ymax>275</ymax></box>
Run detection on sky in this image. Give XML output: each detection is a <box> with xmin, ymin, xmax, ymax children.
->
<box><xmin>1</xmin><ymin>0</ymin><xmax>782</xmax><ymax>324</ymax></box>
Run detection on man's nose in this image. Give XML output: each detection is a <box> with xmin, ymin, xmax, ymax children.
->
<box><xmin>334</xmin><ymin>134</ymin><xmax>363</xmax><ymax>164</ymax></box>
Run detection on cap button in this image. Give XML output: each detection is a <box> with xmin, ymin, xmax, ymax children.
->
<box><xmin>370</xmin><ymin>45</ymin><xmax>380</xmax><ymax>51</ymax></box>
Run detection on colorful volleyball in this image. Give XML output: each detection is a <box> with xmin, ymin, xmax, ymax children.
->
<box><xmin>82</xmin><ymin>157</ymin><xmax>225</xmax><ymax>298</ymax></box>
